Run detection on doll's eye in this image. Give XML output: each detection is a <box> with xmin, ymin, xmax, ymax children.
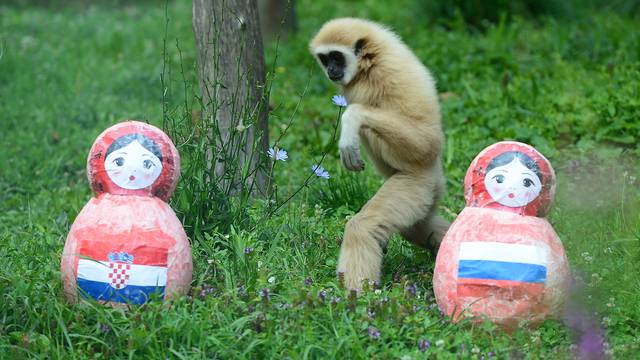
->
<box><xmin>492</xmin><ymin>174</ymin><xmax>505</xmax><ymax>184</ymax></box>
<box><xmin>523</xmin><ymin>178</ymin><xmax>534</xmax><ymax>187</ymax></box>
<box><xmin>143</xmin><ymin>159</ymin><xmax>155</xmax><ymax>169</ymax></box>
<box><xmin>113</xmin><ymin>157</ymin><xmax>125</xmax><ymax>166</ymax></box>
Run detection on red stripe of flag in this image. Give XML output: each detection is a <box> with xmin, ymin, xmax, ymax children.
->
<box><xmin>73</xmin><ymin>226</ymin><xmax>174</xmax><ymax>267</ymax></box>
<box><xmin>457</xmin><ymin>278</ymin><xmax>545</xmax><ymax>300</ymax></box>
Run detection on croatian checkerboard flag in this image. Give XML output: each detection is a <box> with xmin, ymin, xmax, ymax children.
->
<box><xmin>75</xmin><ymin>243</ymin><xmax>168</xmax><ymax>304</ymax></box>
<box><xmin>456</xmin><ymin>242</ymin><xmax>548</xmax><ymax>297</ymax></box>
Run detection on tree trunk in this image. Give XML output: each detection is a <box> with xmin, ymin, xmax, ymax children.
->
<box><xmin>258</xmin><ymin>0</ymin><xmax>297</xmax><ymax>41</ymax></box>
<box><xmin>192</xmin><ymin>0</ymin><xmax>269</xmax><ymax>197</ymax></box>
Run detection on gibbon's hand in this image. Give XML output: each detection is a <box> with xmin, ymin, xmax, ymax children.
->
<box><xmin>339</xmin><ymin>105</ymin><xmax>365</xmax><ymax>172</ymax></box>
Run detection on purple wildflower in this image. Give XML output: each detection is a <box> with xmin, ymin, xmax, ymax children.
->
<box><xmin>487</xmin><ymin>351</ymin><xmax>495</xmax><ymax>358</ymax></box>
<box><xmin>253</xmin><ymin>312</ymin><xmax>266</xmax><ymax>333</ymax></box>
<box><xmin>367</xmin><ymin>308</ymin><xmax>376</xmax><ymax>319</ymax></box>
<box><xmin>368</xmin><ymin>326</ymin><xmax>380</xmax><ymax>340</ymax></box>
<box><xmin>244</xmin><ymin>247</ymin><xmax>254</xmax><ymax>254</ymax></box>
<box><xmin>392</xmin><ymin>272</ymin><xmax>402</xmax><ymax>283</ymax></box>
<box><xmin>99</xmin><ymin>323</ymin><xmax>111</xmax><ymax>334</ymax></box>
<box><xmin>405</xmin><ymin>282</ymin><xmax>417</xmax><ymax>298</ymax></box>
<box><xmin>237</xmin><ymin>283</ymin><xmax>247</xmax><ymax>297</ymax></box>
<box><xmin>318</xmin><ymin>290</ymin><xmax>327</xmax><ymax>302</ymax></box>
<box><xmin>304</xmin><ymin>277</ymin><xmax>313</xmax><ymax>286</ymax></box>
<box><xmin>312</xmin><ymin>165</ymin><xmax>330</xmax><ymax>179</ymax></box>
<box><xmin>330</xmin><ymin>296</ymin><xmax>342</xmax><ymax>306</ymax></box>
<box><xmin>267</xmin><ymin>147</ymin><xmax>288</xmax><ymax>161</ymax></box>
<box><xmin>332</xmin><ymin>94</ymin><xmax>348</xmax><ymax>107</ymax></box>
<box><xmin>418</xmin><ymin>339</ymin><xmax>430</xmax><ymax>352</ymax></box>
<box><xmin>199</xmin><ymin>284</ymin><xmax>215</xmax><ymax>299</ymax></box>
<box><xmin>259</xmin><ymin>288</ymin><xmax>271</xmax><ymax>302</ymax></box>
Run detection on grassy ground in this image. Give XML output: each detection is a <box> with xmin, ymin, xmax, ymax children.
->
<box><xmin>1</xmin><ymin>0</ymin><xmax>639</xmax><ymax>358</ymax></box>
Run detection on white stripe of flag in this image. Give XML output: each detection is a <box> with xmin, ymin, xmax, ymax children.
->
<box><xmin>459</xmin><ymin>242</ymin><xmax>548</xmax><ymax>266</ymax></box>
<box><xmin>77</xmin><ymin>259</ymin><xmax>168</xmax><ymax>287</ymax></box>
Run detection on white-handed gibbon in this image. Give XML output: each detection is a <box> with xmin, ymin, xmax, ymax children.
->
<box><xmin>310</xmin><ymin>18</ymin><xmax>450</xmax><ymax>290</ymax></box>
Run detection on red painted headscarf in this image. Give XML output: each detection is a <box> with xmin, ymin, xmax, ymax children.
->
<box><xmin>86</xmin><ymin>121</ymin><xmax>180</xmax><ymax>202</ymax></box>
<box><xmin>463</xmin><ymin>141</ymin><xmax>555</xmax><ymax>217</ymax></box>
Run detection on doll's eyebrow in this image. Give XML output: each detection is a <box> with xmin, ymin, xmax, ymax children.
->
<box><xmin>495</xmin><ymin>169</ymin><xmax>508</xmax><ymax>173</ymax></box>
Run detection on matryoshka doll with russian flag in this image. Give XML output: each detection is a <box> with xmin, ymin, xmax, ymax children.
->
<box><xmin>61</xmin><ymin>121</ymin><xmax>192</xmax><ymax>304</ymax></box>
<box><xmin>433</xmin><ymin>141</ymin><xmax>570</xmax><ymax>328</ymax></box>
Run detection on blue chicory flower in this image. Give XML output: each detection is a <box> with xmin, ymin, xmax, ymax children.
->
<box><xmin>312</xmin><ymin>165</ymin><xmax>330</xmax><ymax>179</ymax></box>
<box><xmin>267</xmin><ymin>147</ymin><xmax>288</xmax><ymax>161</ymax></box>
<box><xmin>332</xmin><ymin>94</ymin><xmax>348</xmax><ymax>107</ymax></box>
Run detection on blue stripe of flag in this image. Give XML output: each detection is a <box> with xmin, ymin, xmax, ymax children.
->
<box><xmin>458</xmin><ymin>260</ymin><xmax>547</xmax><ymax>283</ymax></box>
<box><xmin>77</xmin><ymin>278</ymin><xmax>165</xmax><ymax>304</ymax></box>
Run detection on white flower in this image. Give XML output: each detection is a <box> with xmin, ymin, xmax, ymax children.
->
<box><xmin>435</xmin><ymin>339</ymin><xmax>444</xmax><ymax>347</ymax></box>
<box><xmin>268</xmin><ymin>276</ymin><xmax>276</xmax><ymax>284</ymax></box>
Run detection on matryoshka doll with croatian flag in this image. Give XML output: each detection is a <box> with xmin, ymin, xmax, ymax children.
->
<box><xmin>61</xmin><ymin>121</ymin><xmax>192</xmax><ymax>304</ymax></box>
<box><xmin>433</xmin><ymin>141</ymin><xmax>570</xmax><ymax>328</ymax></box>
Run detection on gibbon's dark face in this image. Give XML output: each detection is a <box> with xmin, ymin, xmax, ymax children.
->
<box><xmin>313</xmin><ymin>41</ymin><xmax>361</xmax><ymax>85</ymax></box>
<box><xmin>318</xmin><ymin>51</ymin><xmax>346</xmax><ymax>81</ymax></box>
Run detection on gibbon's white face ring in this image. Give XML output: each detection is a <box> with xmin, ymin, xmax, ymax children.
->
<box><xmin>313</xmin><ymin>44</ymin><xmax>359</xmax><ymax>85</ymax></box>
<box><xmin>484</xmin><ymin>158</ymin><xmax>542</xmax><ymax>207</ymax></box>
<box><xmin>104</xmin><ymin>140</ymin><xmax>163</xmax><ymax>190</ymax></box>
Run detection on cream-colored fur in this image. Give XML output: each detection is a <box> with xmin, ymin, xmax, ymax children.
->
<box><xmin>310</xmin><ymin>18</ymin><xmax>450</xmax><ymax>290</ymax></box>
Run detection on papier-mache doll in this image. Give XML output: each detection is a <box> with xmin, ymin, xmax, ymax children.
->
<box><xmin>433</xmin><ymin>141</ymin><xmax>570</xmax><ymax>328</ymax></box>
<box><xmin>61</xmin><ymin>121</ymin><xmax>192</xmax><ymax>304</ymax></box>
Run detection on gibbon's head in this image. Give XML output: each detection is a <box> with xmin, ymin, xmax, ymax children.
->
<box><xmin>310</xmin><ymin>18</ymin><xmax>388</xmax><ymax>86</ymax></box>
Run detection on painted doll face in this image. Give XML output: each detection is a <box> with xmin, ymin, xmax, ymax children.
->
<box><xmin>484</xmin><ymin>158</ymin><xmax>542</xmax><ymax>207</ymax></box>
<box><xmin>104</xmin><ymin>140</ymin><xmax>163</xmax><ymax>190</ymax></box>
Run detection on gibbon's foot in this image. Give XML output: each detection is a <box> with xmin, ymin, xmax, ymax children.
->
<box><xmin>400</xmin><ymin>214</ymin><xmax>451</xmax><ymax>254</ymax></box>
<box><xmin>337</xmin><ymin>216</ymin><xmax>383</xmax><ymax>290</ymax></box>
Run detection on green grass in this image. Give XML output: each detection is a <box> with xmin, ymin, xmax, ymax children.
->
<box><xmin>1</xmin><ymin>0</ymin><xmax>639</xmax><ymax>358</ymax></box>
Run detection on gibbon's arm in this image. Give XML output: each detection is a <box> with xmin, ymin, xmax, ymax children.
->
<box><xmin>339</xmin><ymin>104</ymin><xmax>443</xmax><ymax>172</ymax></box>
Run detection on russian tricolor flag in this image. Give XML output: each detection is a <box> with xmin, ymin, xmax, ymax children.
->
<box><xmin>75</xmin><ymin>242</ymin><xmax>168</xmax><ymax>304</ymax></box>
<box><xmin>457</xmin><ymin>242</ymin><xmax>548</xmax><ymax>298</ymax></box>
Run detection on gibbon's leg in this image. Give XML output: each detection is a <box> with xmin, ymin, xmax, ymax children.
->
<box><xmin>400</xmin><ymin>213</ymin><xmax>450</xmax><ymax>252</ymax></box>
<box><xmin>399</xmin><ymin>169</ymin><xmax>450</xmax><ymax>252</ymax></box>
<box><xmin>339</xmin><ymin>104</ymin><xmax>443</xmax><ymax>173</ymax></box>
<box><xmin>338</xmin><ymin>172</ymin><xmax>437</xmax><ymax>290</ymax></box>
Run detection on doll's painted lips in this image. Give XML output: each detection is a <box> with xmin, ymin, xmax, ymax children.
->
<box><xmin>129</xmin><ymin>175</ymin><xmax>136</xmax><ymax>181</ymax></box>
<box><xmin>508</xmin><ymin>193</ymin><xmax>515</xmax><ymax>198</ymax></box>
